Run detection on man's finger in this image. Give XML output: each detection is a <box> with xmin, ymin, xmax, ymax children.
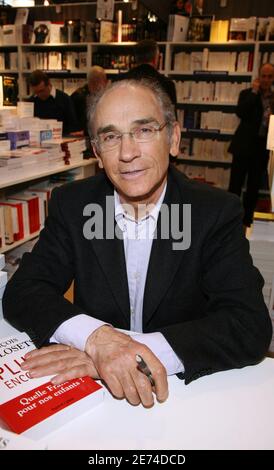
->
<box><xmin>151</xmin><ymin>364</ymin><xmax>169</xmax><ymax>403</ymax></box>
<box><xmin>51</xmin><ymin>365</ymin><xmax>94</xmax><ymax>385</ymax></box>
<box><xmin>24</xmin><ymin>344</ymin><xmax>71</xmax><ymax>360</ymax></box>
<box><xmin>131</xmin><ymin>369</ymin><xmax>154</xmax><ymax>408</ymax></box>
<box><xmin>21</xmin><ymin>349</ymin><xmax>75</xmax><ymax>370</ymax></box>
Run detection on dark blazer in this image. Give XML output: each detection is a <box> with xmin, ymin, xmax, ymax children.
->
<box><xmin>70</xmin><ymin>84</ymin><xmax>89</xmax><ymax>136</ymax></box>
<box><xmin>3</xmin><ymin>166</ymin><xmax>272</xmax><ymax>384</ymax></box>
<box><xmin>228</xmin><ymin>88</ymin><xmax>272</xmax><ymax>156</ymax></box>
<box><xmin>120</xmin><ymin>64</ymin><xmax>177</xmax><ymax>108</ymax></box>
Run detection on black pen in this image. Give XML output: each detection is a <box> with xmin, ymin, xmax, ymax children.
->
<box><xmin>136</xmin><ymin>354</ymin><xmax>155</xmax><ymax>387</ymax></box>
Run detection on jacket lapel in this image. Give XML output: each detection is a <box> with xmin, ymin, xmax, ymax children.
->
<box><xmin>143</xmin><ymin>169</ymin><xmax>186</xmax><ymax>328</ymax></box>
<box><xmin>90</xmin><ymin>179</ymin><xmax>130</xmax><ymax>326</ymax></box>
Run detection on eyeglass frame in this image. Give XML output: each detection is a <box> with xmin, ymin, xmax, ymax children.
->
<box><xmin>91</xmin><ymin>121</ymin><xmax>169</xmax><ymax>152</ymax></box>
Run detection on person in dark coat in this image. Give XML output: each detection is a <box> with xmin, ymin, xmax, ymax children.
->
<box><xmin>121</xmin><ymin>39</ymin><xmax>177</xmax><ymax>109</ymax></box>
<box><xmin>71</xmin><ymin>66</ymin><xmax>108</xmax><ymax>136</ymax></box>
<box><xmin>228</xmin><ymin>63</ymin><xmax>274</xmax><ymax>227</ymax></box>
<box><xmin>27</xmin><ymin>69</ymin><xmax>80</xmax><ymax>136</ymax></box>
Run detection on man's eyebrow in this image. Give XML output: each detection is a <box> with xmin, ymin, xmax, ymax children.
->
<box><xmin>97</xmin><ymin>118</ymin><xmax>159</xmax><ymax>135</ymax></box>
<box><xmin>97</xmin><ymin>125</ymin><xmax>117</xmax><ymax>135</ymax></box>
<box><xmin>131</xmin><ymin>117</ymin><xmax>159</xmax><ymax>126</ymax></box>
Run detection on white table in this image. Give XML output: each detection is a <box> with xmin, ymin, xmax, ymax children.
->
<box><xmin>1</xmin><ymin>320</ymin><xmax>274</xmax><ymax>450</ymax></box>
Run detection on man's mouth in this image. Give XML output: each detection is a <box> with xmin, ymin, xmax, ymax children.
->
<box><xmin>120</xmin><ymin>169</ymin><xmax>146</xmax><ymax>178</ymax></box>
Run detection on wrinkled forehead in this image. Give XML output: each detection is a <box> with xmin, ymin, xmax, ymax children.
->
<box><xmin>94</xmin><ymin>83</ymin><xmax>164</xmax><ymax>129</ymax></box>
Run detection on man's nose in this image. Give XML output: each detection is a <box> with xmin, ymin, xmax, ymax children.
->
<box><xmin>119</xmin><ymin>134</ymin><xmax>140</xmax><ymax>161</ymax></box>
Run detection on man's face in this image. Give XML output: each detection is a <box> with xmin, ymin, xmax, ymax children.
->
<box><xmin>93</xmin><ymin>84</ymin><xmax>180</xmax><ymax>205</ymax></box>
<box><xmin>32</xmin><ymin>81</ymin><xmax>51</xmax><ymax>100</ymax></box>
<box><xmin>259</xmin><ymin>65</ymin><xmax>274</xmax><ymax>92</ymax></box>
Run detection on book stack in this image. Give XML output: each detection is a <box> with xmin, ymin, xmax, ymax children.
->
<box><xmin>42</xmin><ymin>137</ymin><xmax>87</xmax><ymax>165</ymax></box>
<box><xmin>0</xmin><ymin>331</ymin><xmax>104</xmax><ymax>440</ymax></box>
<box><xmin>0</xmin><ymin>254</ymin><xmax>7</xmax><ymax>319</ymax></box>
<box><xmin>175</xmin><ymin>80</ymin><xmax>248</xmax><ymax>104</ymax></box>
<box><xmin>176</xmin><ymin>163</ymin><xmax>230</xmax><ymax>190</ymax></box>
<box><xmin>173</xmin><ymin>49</ymin><xmax>254</xmax><ymax>73</ymax></box>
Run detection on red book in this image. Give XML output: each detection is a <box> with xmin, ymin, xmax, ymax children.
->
<box><xmin>8</xmin><ymin>193</ymin><xmax>40</xmax><ymax>234</ymax></box>
<box><xmin>0</xmin><ymin>201</ymin><xmax>24</xmax><ymax>241</ymax></box>
<box><xmin>0</xmin><ymin>332</ymin><xmax>104</xmax><ymax>440</ymax></box>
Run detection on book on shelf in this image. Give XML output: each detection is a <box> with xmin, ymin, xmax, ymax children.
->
<box><xmin>167</xmin><ymin>14</ymin><xmax>189</xmax><ymax>42</ymax></box>
<box><xmin>266</xmin><ymin>17</ymin><xmax>274</xmax><ymax>41</ymax></box>
<box><xmin>2</xmin><ymin>76</ymin><xmax>18</xmax><ymax>107</ymax></box>
<box><xmin>228</xmin><ymin>17</ymin><xmax>257</xmax><ymax>41</ymax></box>
<box><xmin>209</xmin><ymin>20</ymin><xmax>229</xmax><ymax>43</ymax></box>
<box><xmin>256</xmin><ymin>18</ymin><xmax>269</xmax><ymax>41</ymax></box>
<box><xmin>179</xmin><ymin>137</ymin><xmax>191</xmax><ymax>157</ymax></box>
<box><xmin>0</xmin><ymin>207</ymin><xmax>6</xmax><ymax>250</ymax></box>
<box><xmin>8</xmin><ymin>193</ymin><xmax>40</xmax><ymax>234</ymax></box>
<box><xmin>0</xmin><ymin>201</ymin><xmax>25</xmax><ymax>243</ymax></box>
<box><xmin>14</xmin><ymin>7</ymin><xmax>29</xmax><ymax>26</ymax></box>
<box><xmin>0</xmin><ymin>331</ymin><xmax>104</xmax><ymax>440</ymax></box>
<box><xmin>187</xmin><ymin>15</ymin><xmax>213</xmax><ymax>42</ymax></box>
<box><xmin>32</xmin><ymin>21</ymin><xmax>51</xmax><ymax>44</ymax></box>
<box><xmin>99</xmin><ymin>20</ymin><xmax>117</xmax><ymax>43</ymax></box>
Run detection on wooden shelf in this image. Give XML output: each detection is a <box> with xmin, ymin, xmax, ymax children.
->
<box><xmin>0</xmin><ymin>231</ymin><xmax>40</xmax><ymax>254</ymax></box>
<box><xmin>0</xmin><ymin>159</ymin><xmax>97</xmax><ymax>190</ymax></box>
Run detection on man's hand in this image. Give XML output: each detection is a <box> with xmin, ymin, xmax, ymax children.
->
<box><xmin>252</xmin><ymin>78</ymin><xmax>260</xmax><ymax>93</ymax></box>
<box><xmin>85</xmin><ymin>325</ymin><xmax>168</xmax><ymax>408</ymax></box>
<box><xmin>21</xmin><ymin>344</ymin><xmax>99</xmax><ymax>384</ymax></box>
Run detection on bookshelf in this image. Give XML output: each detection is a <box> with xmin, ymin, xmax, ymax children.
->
<box><xmin>0</xmin><ymin>158</ymin><xmax>97</xmax><ymax>190</ymax></box>
<box><xmin>0</xmin><ymin>159</ymin><xmax>97</xmax><ymax>254</ymax></box>
<box><xmin>0</xmin><ymin>39</ymin><xmax>272</xmax><ymax>189</ymax></box>
<box><xmin>165</xmin><ymin>40</ymin><xmax>274</xmax><ymax>189</ymax></box>
<box><xmin>0</xmin><ymin>0</ymin><xmax>273</xmax><ymax>189</ymax></box>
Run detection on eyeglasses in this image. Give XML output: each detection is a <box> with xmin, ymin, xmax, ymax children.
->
<box><xmin>92</xmin><ymin>122</ymin><xmax>168</xmax><ymax>151</ymax></box>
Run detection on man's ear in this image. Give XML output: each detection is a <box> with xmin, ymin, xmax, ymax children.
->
<box><xmin>92</xmin><ymin>144</ymin><xmax>104</xmax><ymax>169</ymax></box>
<box><xmin>169</xmin><ymin>122</ymin><xmax>181</xmax><ymax>157</ymax></box>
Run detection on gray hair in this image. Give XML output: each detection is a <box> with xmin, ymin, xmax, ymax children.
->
<box><xmin>87</xmin><ymin>77</ymin><xmax>176</xmax><ymax>144</ymax></box>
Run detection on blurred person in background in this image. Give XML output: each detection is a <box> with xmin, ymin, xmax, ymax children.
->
<box><xmin>71</xmin><ymin>66</ymin><xmax>108</xmax><ymax>136</ymax></box>
<box><xmin>27</xmin><ymin>69</ymin><xmax>80</xmax><ymax>136</ymax></box>
<box><xmin>228</xmin><ymin>63</ymin><xmax>274</xmax><ymax>229</ymax></box>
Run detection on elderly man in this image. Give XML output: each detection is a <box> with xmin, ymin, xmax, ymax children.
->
<box><xmin>3</xmin><ymin>78</ymin><xmax>272</xmax><ymax>407</ymax></box>
<box><xmin>71</xmin><ymin>65</ymin><xmax>108</xmax><ymax>136</ymax></box>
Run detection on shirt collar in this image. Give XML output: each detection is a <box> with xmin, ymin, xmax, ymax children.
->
<box><xmin>114</xmin><ymin>181</ymin><xmax>167</xmax><ymax>223</ymax></box>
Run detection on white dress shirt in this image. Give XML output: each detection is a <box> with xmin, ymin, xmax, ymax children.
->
<box><xmin>51</xmin><ymin>185</ymin><xmax>184</xmax><ymax>375</ymax></box>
